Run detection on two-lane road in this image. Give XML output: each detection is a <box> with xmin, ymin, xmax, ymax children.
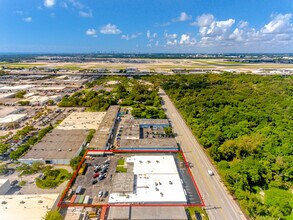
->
<box><xmin>159</xmin><ymin>88</ymin><xmax>246</xmax><ymax>220</ymax></box>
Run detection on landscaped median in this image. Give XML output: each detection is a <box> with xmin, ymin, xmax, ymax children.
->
<box><xmin>115</xmin><ymin>158</ymin><xmax>127</xmax><ymax>173</ymax></box>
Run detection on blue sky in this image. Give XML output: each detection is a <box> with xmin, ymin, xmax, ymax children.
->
<box><xmin>1</xmin><ymin>0</ymin><xmax>293</xmax><ymax>53</ymax></box>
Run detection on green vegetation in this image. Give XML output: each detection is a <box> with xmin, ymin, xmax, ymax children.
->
<box><xmin>177</xmin><ymin>152</ymin><xmax>184</xmax><ymax>161</ymax></box>
<box><xmin>0</xmin><ymin>164</ymin><xmax>8</xmax><ymax>175</ymax></box>
<box><xmin>117</xmin><ymin>158</ymin><xmax>125</xmax><ymax>165</ymax></box>
<box><xmin>164</xmin><ymin>127</ymin><xmax>173</xmax><ymax>135</ymax></box>
<box><xmin>38</xmin><ymin>125</ymin><xmax>53</xmax><ymax>141</ymax></box>
<box><xmin>18</xmin><ymin>100</ymin><xmax>30</xmax><ymax>106</ymax></box>
<box><xmin>147</xmin><ymin>74</ymin><xmax>293</xmax><ymax>219</ymax></box>
<box><xmin>70</xmin><ymin>156</ymin><xmax>83</xmax><ymax>170</ymax></box>
<box><xmin>86</xmin><ymin>129</ymin><xmax>96</xmax><ymax>144</ymax></box>
<box><xmin>59</xmin><ymin>77</ymin><xmax>166</xmax><ymax>119</ymax></box>
<box><xmin>15</xmin><ymin>90</ymin><xmax>26</xmax><ymax>98</ymax></box>
<box><xmin>186</xmin><ymin>207</ymin><xmax>209</xmax><ymax>220</ymax></box>
<box><xmin>10</xmin><ymin>125</ymin><xmax>53</xmax><ymax>160</ymax></box>
<box><xmin>44</xmin><ymin>210</ymin><xmax>63</xmax><ymax>220</ymax></box>
<box><xmin>12</xmin><ymin>126</ymin><xmax>34</xmax><ymax>141</ymax></box>
<box><xmin>36</xmin><ymin>168</ymin><xmax>71</xmax><ymax>189</ymax></box>
<box><xmin>116</xmin><ymin>158</ymin><xmax>127</xmax><ymax>172</ymax></box>
<box><xmin>116</xmin><ymin>166</ymin><xmax>127</xmax><ymax>173</ymax></box>
<box><xmin>19</xmin><ymin>180</ymin><xmax>27</xmax><ymax>186</ymax></box>
<box><xmin>0</xmin><ymin>143</ymin><xmax>9</xmax><ymax>154</ymax></box>
<box><xmin>17</xmin><ymin>161</ymin><xmax>44</xmax><ymax>176</ymax></box>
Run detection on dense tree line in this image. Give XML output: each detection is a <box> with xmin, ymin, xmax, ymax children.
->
<box><xmin>146</xmin><ymin>73</ymin><xmax>293</xmax><ymax>219</ymax></box>
<box><xmin>59</xmin><ymin>77</ymin><xmax>166</xmax><ymax>119</ymax></box>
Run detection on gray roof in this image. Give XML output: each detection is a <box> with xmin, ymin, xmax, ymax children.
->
<box><xmin>22</xmin><ymin>129</ymin><xmax>88</xmax><ymax>160</ymax></box>
<box><xmin>108</xmin><ymin>207</ymin><xmax>187</xmax><ymax>220</ymax></box>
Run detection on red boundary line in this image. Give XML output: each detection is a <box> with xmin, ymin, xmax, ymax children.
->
<box><xmin>57</xmin><ymin>149</ymin><xmax>205</xmax><ymax>208</ymax></box>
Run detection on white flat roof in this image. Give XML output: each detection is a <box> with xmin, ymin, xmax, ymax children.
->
<box><xmin>0</xmin><ymin>93</ymin><xmax>15</xmax><ymax>100</ymax></box>
<box><xmin>57</xmin><ymin>112</ymin><xmax>106</xmax><ymax>130</ymax></box>
<box><xmin>0</xmin><ymin>85</ymin><xmax>34</xmax><ymax>91</ymax></box>
<box><xmin>0</xmin><ymin>179</ymin><xmax>9</xmax><ymax>187</ymax></box>
<box><xmin>109</xmin><ymin>155</ymin><xmax>187</xmax><ymax>204</ymax></box>
<box><xmin>0</xmin><ymin>194</ymin><xmax>59</xmax><ymax>220</ymax></box>
<box><xmin>0</xmin><ymin>114</ymin><xmax>27</xmax><ymax>123</ymax></box>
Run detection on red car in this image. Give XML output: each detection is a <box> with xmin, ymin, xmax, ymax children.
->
<box><xmin>93</xmin><ymin>173</ymin><xmax>100</xmax><ymax>178</ymax></box>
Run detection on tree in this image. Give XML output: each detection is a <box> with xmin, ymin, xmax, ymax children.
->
<box><xmin>15</xmin><ymin>90</ymin><xmax>26</xmax><ymax>98</ymax></box>
<box><xmin>44</xmin><ymin>210</ymin><xmax>63</xmax><ymax>220</ymax></box>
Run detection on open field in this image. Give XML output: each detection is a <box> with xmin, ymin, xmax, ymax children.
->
<box><xmin>2</xmin><ymin>59</ymin><xmax>293</xmax><ymax>73</ymax></box>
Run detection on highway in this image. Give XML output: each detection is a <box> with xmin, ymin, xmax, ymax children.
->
<box><xmin>159</xmin><ymin>88</ymin><xmax>247</xmax><ymax>220</ymax></box>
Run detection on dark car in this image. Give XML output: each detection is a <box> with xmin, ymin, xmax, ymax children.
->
<box><xmin>92</xmin><ymin>179</ymin><xmax>98</xmax><ymax>185</ymax></box>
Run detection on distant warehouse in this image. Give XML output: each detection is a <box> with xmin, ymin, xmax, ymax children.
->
<box><xmin>19</xmin><ymin>129</ymin><xmax>88</xmax><ymax>165</ymax></box>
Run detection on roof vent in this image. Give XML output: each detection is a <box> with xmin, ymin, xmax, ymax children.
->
<box><xmin>58</xmin><ymin>149</ymin><xmax>62</xmax><ymax>151</ymax></box>
<box><xmin>68</xmin><ymin>149</ymin><xmax>72</xmax><ymax>151</ymax></box>
<box><xmin>38</xmin><ymin>200</ymin><xmax>43</xmax><ymax>203</ymax></box>
<box><xmin>20</xmin><ymin>201</ymin><xmax>25</xmax><ymax>204</ymax></box>
<box><xmin>1</xmin><ymin>201</ymin><xmax>7</xmax><ymax>204</ymax></box>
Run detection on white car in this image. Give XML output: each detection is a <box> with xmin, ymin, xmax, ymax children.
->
<box><xmin>208</xmin><ymin>170</ymin><xmax>214</xmax><ymax>176</ymax></box>
<box><xmin>98</xmin><ymin>191</ymin><xmax>103</xmax><ymax>198</ymax></box>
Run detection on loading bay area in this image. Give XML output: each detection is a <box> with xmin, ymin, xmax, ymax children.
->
<box><xmin>59</xmin><ymin>150</ymin><xmax>203</xmax><ymax>207</ymax></box>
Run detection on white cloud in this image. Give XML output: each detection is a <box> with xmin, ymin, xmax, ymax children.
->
<box><xmin>86</xmin><ymin>28</ymin><xmax>97</xmax><ymax>37</ymax></box>
<box><xmin>172</xmin><ymin>12</ymin><xmax>192</xmax><ymax>22</ymax></box>
<box><xmin>15</xmin><ymin>10</ymin><xmax>23</xmax><ymax>15</ymax></box>
<box><xmin>238</xmin><ymin>21</ymin><xmax>248</xmax><ymax>28</ymax></box>
<box><xmin>100</xmin><ymin>24</ymin><xmax>121</xmax><ymax>34</ymax></box>
<box><xmin>23</xmin><ymin>17</ymin><xmax>32</xmax><ymax>22</ymax></box>
<box><xmin>164</xmin><ymin>33</ymin><xmax>177</xmax><ymax>39</ymax></box>
<box><xmin>155</xmin><ymin>41</ymin><xmax>159</xmax><ymax>46</ymax></box>
<box><xmin>79</xmin><ymin>10</ymin><xmax>93</xmax><ymax>18</ymax></box>
<box><xmin>121</xmin><ymin>33</ymin><xmax>142</xmax><ymax>40</ymax></box>
<box><xmin>179</xmin><ymin>34</ymin><xmax>196</xmax><ymax>45</ymax></box>
<box><xmin>146</xmin><ymin>30</ymin><xmax>151</xmax><ymax>39</ymax></box>
<box><xmin>191</xmin><ymin>14</ymin><xmax>214</xmax><ymax>26</ymax></box>
<box><xmin>68</xmin><ymin>0</ymin><xmax>84</xmax><ymax>9</ymax></box>
<box><xmin>44</xmin><ymin>0</ymin><xmax>56</xmax><ymax>8</ymax></box>
<box><xmin>261</xmin><ymin>13</ymin><xmax>293</xmax><ymax>34</ymax></box>
<box><xmin>166</xmin><ymin>39</ymin><xmax>178</xmax><ymax>46</ymax></box>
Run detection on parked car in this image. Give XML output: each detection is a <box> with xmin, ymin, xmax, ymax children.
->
<box><xmin>98</xmin><ymin>191</ymin><xmax>103</xmax><ymax>198</ymax></box>
<box><xmin>92</xmin><ymin>179</ymin><xmax>98</xmax><ymax>185</ymax></box>
<box><xmin>93</xmin><ymin>173</ymin><xmax>100</xmax><ymax>178</ymax></box>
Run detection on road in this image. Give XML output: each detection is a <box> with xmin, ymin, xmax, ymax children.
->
<box><xmin>159</xmin><ymin>88</ymin><xmax>247</xmax><ymax>220</ymax></box>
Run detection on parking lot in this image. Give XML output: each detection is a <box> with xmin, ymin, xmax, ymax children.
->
<box><xmin>69</xmin><ymin>155</ymin><xmax>118</xmax><ymax>204</ymax></box>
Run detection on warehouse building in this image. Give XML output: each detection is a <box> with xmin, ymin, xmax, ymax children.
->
<box><xmin>0</xmin><ymin>179</ymin><xmax>10</xmax><ymax>195</ymax></box>
<box><xmin>109</xmin><ymin>155</ymin><xmax>187</xmax><ymax>204</ymax></box>
<box><xmin>0</xmin><ymin>114</ymin><xmax>27</xmax><ymax>125</ymax></box>
<box><xmin>57</xmin><ymin>112</ymin><xmax>106</xmax><ymax>130</ymax></box>
<box><xmin>0</xmin><ymin>194</ymin><xmax>59</xmax><ymax>220</ymax></box>
<box><xmin>107</xmin><ymin>206</ymin><xmax>188</xmax><ymax>220</ymax></box>
<box><xmin>118</xmin><ymin>119</ymin><xmax>178</xmax><ymax>151</ymax></box>
<box><xmin>88</xmin><ymin>105</ymin><xmax>120</xmax><ymax>150</ymax></box>
<box><xmin>19</xmin><ymin>129</ymin><xmax>88</xmax><ymax>165</ymax></box>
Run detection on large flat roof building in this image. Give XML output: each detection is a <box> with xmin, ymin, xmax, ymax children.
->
<box><xmin>107</xmin><ymin>207</ymin><xmax>188</xmax><ymax>220</ymax></box>
<box><xmin>88</xmin><ymin>105</ymin><xmax>119</xmax><ymax>150</ymax></box>
<box><xmin>118</xmin><ymin>119</ymin><xmax>178</xmax><ymax>151</ymax></box>
<box><xmin>57</xmin><ymin>112</ymin><xmax>106</xmax><ymax>130</ymax></box>
<box><xmin>0</xmin><ymin>194</ymin><xmax>59</xmax><ymax>220</ymax></box>
<box><xmin>0</xmin><ymin>114</ymin><xmax>27</xmax><ymax>125</ymax></box>
<box><xmin>109</xmin><ymin>155</ymin><xmax>187</xmax><ymax>204</ymax></box>
<box><xmin>20</xmin><ymin>129</ymin><xmax>88</xmax><ymax>165</ymax></box>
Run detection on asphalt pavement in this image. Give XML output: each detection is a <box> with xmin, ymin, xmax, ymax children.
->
<box><xmin>159</xmin><ymin>88</ymin><xmax>247</xmax><ymax>220</ymax></box>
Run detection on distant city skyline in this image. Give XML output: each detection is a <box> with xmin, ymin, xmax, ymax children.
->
<box><xmin>1</xmin><ymin>0</ymin><xmax>293</xmax><ymax>53</ymax></box>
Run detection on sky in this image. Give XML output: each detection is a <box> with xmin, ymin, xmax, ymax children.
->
<box><xmin>1</xmin><ymin>0</ymin><xmax>293</xmax><ymax>53</ymax></box>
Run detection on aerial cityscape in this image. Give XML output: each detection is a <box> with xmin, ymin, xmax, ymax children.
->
<box><xmin>0</xmin><ymin>1</ymin><xmax>292</xmax><ymax>220</ymax></box>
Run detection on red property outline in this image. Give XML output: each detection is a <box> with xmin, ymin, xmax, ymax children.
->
<box><xmin>57</xmin><ymin>149</ymin><xmax>205</xmax><ymax>208</ymax></box>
